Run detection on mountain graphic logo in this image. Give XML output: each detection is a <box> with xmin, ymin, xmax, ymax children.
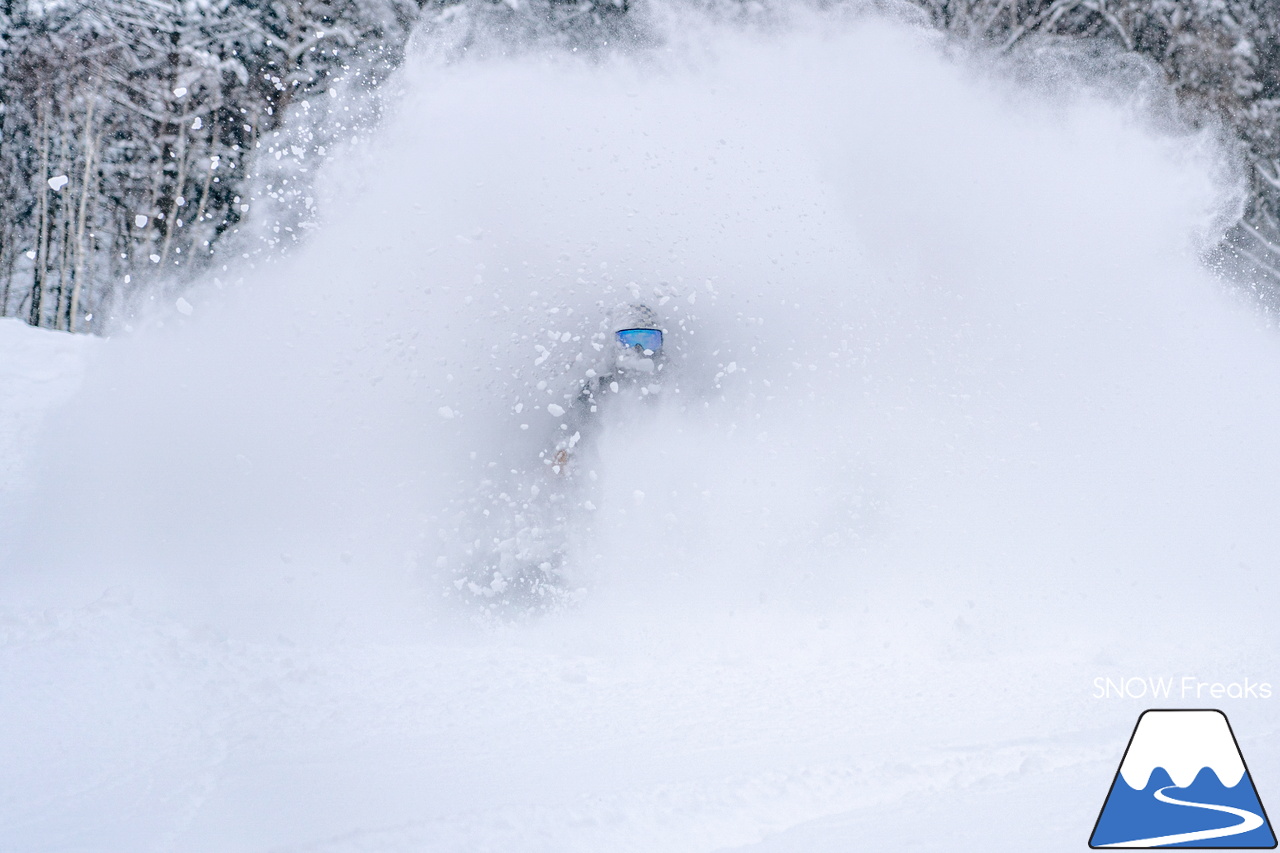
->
<box><xmin>1090</xmin><ymin>709</ymin><xmax>1276</xmax><ymax>848</ymax></box>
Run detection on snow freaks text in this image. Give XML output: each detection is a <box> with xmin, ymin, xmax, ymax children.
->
<box><xmin>1093</xmin><ymin>677</ymin><xmax>1274</xmax><ymax>700</ymax></box>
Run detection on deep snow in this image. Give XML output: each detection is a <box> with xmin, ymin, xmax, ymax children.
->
<box><xmin>2</xmin><ymin>6</ymin><xmax>1279</xmax><ymax>852</ymax></box>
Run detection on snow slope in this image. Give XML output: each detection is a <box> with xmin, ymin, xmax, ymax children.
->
<box><xmin>0</xmin><ymin>317</ymin><xmax>94</xmax><ymax>494</ymax></box>
<box><xmin>2</xmin><ymin>6</ymin><xmax>1279</xmax><ymax>852</ymax></box>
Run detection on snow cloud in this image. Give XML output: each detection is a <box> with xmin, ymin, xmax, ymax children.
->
<box><xmin>9</xmin><ymin>6</ymin><xmax>1273</xmax><ymax>637</ymax></box>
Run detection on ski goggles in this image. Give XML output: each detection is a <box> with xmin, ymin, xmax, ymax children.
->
<box><xmin>615</xmin><ymin>328</ymin><xmax>663</xmax><ymax>353</ymax></box>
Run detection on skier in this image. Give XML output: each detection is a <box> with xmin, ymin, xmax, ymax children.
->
<box><xmin>450</xmin><ymin>302</ymin><xmax>667</xmax><ymax>610</ymax></box>
<box><xmin>549</xmin><ymin>302</ymin><xmax>666</xmax><ymax>474</ymax></box>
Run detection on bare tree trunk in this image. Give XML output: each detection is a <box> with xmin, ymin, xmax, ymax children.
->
<box><xmin>141</xmin><ymin>154</ymin><xmax>163</xmax><ymax>264</ymax></box>
<box><xmin>152</xmin><ymin>23</ymin><xmax>185</xmax><ymax>276</ymax></box>
<box><xmin>189</xmin><ymin>136</ymin><xmax>216</xmax><ymax>258</ymax></box>
<box><xmin>55</xmin><ymin>126</ymin><xmax>73</xmax><ymax>329</ymax></box>
<box><xmin>30</xmin><ymin>102</ymin><xmax>50</xmax><ymax>328</ymax></box>
<box><xmin>0</xmin><ymin>221</ymin><xmax>12</xmax><ymax>316</ymax></box>
<box><xmin>69</xmin><ymin>96</ymin><xmax>98</xmax><ymax>333</ymax></box>
<box><xmin>158</xmin><ymin>116</ymin><xmax>190</xmax><ymax>270</ymax></box>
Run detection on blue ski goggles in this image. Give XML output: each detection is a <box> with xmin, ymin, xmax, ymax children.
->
<box><xmin>615</xmin><ymin>328</ymin><xmax>663</xmax><ymax>353</ymax></box>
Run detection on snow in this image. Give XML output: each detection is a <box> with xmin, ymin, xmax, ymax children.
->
<box><xmin>0</xmin><ymin>319</ymin><xmax>93</xmax><ymax>498</ymax></box>
<box><xmin>1119</xmin><ymin>710</ymin><xmax>1247</xmax><ymax>789</ymax></box>
<box><xmin>2</xmin><ymin>8</ymin><xmax>1279</xmax><ymax>853</ymax></box>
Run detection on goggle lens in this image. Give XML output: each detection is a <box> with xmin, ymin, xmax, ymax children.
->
<box><xmin>615</xmin><ymin>328</ymin><xmax>663</xmax><ymax>352</ymax></box>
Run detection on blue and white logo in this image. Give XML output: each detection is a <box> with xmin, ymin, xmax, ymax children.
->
<box><xmin>1090</xmin><ymin>709</ymin><xmax>1276</xmax><ymax>848</ymax></box>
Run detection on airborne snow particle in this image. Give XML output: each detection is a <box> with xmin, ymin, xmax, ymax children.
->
<box><xmin>48</xmin><ymin>175</ymin><xmax>68</xmax><ymax>191</ymax></box>
<box><xmin>547</xmin><ymin>403</ymin><xmax>565</xmax><ymax>417</ymax></box>
<box><xmin>175</xmin><ymin>298</ymin><xmax>193</xmax><ymax>316</ymax></box>
<box><xmin>438</xmin><ymin>406</ymin><xmax>456</xmax><ymax>419</ymax></box>
<box><xmin>135</xmin><ymin>215</ymin><xmax>148</xmax><ymax>227</ymax></box>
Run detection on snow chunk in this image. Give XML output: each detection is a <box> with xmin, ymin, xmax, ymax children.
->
<box><xmin>135</xmin><ymin>215</ymin><xmax>148</xmax><ymax>228</ymax></box>
<box><xmin>48</xmin><ymin>175</ymin><xmax>68</xmax><ymax>191</ymax></box>
<box><xmin>547</xmin><ymin>403</ymin><xmax>565</xmax><ymax>417</ymax></box>
<box><xmin>175</xmin><ymin>297</ymin><xmax>193</xmax><ymax>316</ymax></box>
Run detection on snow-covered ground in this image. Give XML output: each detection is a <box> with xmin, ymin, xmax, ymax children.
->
<box><xmin>0</xmin><ymin>318</ymin><xmax>94</xmax><ymax>495</ymax></box>
<box><xmin>3</xmin><ymin>8</ymin><xmax>1279</xmax><ymax>852</ymax></box>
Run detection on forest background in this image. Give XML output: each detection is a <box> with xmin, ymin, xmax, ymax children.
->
<box><xmin>1</xmin><ymin>0</ymin><xmax>1277</xmax><ymax>334</ymax></box>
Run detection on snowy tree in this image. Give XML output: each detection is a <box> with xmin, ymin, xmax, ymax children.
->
<box><xmin>2</xmin><ymin>0</ymin><xmax>1279</xmax><ymax>330</ymax></box>
<box><xmin>911</xmin><ymin>0</ymin><xmax>1280</xmax><ymax>299</ymax></box>
<box><xmin>407</xmin><ymin>0</ymin><xmax>633</xmax><ymax>61</ymax></box>
<box><xmin>0</xmin><ymin>0</ymin><xmax>426</xmax><ymax>331</ymax></box>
